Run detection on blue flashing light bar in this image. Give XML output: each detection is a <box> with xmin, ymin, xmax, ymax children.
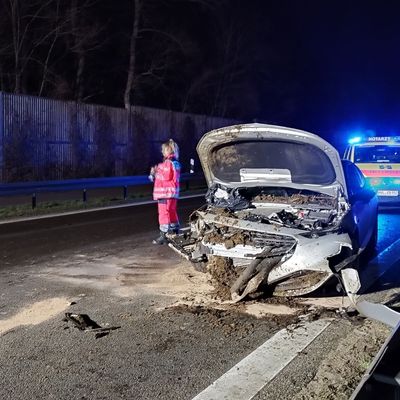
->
<box><xmin>348</xmin><ymin>133</ymin><xmax>400</xmax><ymax>144</ymax></box>
<box><xmin>348</xmin><ymin>136</ymin><xmax>362</xmax><ymax>144</ymax></box>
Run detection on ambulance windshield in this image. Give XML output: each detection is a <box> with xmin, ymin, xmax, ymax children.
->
<box><xmin>354</xmin><ymin>145</ymin><xmax>400</xmax><ymax>163</ymax></box>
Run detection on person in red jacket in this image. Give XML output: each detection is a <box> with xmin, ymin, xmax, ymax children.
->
<box><xmin>149</xmin><ymin>139</ymin><xmax>181</xmax><ymax>245</ymax></box>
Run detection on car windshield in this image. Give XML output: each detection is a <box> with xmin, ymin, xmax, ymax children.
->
<box><xmin>210</xmin><ymin>140</ymin><xmax>336</xmax><ymax>185</ymax></box>
<box><xmin>354</xmin><ymin>145</ymin><xmax>400</xmax><ymax>163</ymax></box>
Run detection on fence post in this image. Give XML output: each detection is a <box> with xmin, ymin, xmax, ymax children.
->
<box><xmin>83</xmin><ymin>189</ymin><xmax>87</xmax><ymax>203</ymax></box>
<box><xmin>123</xmin><ymin>185</ymin><xmax>128</xmax><ymax>200</ymax></box>
<box><xmin>32</xmin><ymin>193</ymin><xmax>36</xmax><ymax>209</ymax></box>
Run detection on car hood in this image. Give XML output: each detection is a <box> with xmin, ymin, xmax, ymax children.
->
<box><xmin>196</xmin><ymin>123</ymin><xmax>347</xmax><ymax>198</ymax></box>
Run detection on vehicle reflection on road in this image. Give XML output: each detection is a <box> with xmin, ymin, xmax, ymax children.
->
<box><xmin>360</xmin><ymin>209</ymin><xmax>400</xmax><ymax>300</ymax></box>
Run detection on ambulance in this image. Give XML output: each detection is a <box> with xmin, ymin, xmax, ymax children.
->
<box><xmin>344</xmin><ymin>135</ymin><xmax>400</xmax><ymax>204</ymax></box>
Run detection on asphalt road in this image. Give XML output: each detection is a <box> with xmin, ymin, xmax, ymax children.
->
<box><xmin>0</xmin><ymin>197</ymin><xmax>203</xmax><ymax>268</ymax></box>
<box><xmin>0</xmin><ymin>200</ymin><xmax>399</xmax><ymax>400</ymax></box>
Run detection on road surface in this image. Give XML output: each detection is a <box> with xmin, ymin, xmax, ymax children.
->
<box><xmin>0</xmin><ymin>199</ymin><xmax>399</xmax><ymax>399</ymax></box>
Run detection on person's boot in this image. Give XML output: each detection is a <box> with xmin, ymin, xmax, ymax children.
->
<box><xmin>152</xmin><ymin>231</ymin><xmax>167</xmax><ymax>245</ymax></box>
<box><xmin>169</xmin><ymin>225</ymin><xmax>180</xmax><ymax>235</ymax></box>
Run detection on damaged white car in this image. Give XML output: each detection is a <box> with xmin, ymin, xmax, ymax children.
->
<box><xmin>169</xmin><ymin>124</ymin><xmax>378</xmax><ymax>301</ymax></box>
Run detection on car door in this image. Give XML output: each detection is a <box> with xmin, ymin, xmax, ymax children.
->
<box><xmin>342</xmin><ymin>160</ymin><xmax>378</xmax><ymax>251</ymax></box>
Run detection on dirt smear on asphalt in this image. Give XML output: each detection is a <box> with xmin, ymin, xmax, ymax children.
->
<box><xmin>293</xmin><ymin>319</ymin><xmax>390</xmax><ymax>400</ymax></box>
<box><xmin>130</xmin><ymin>261</ymin><xmax>214</xmax><ymax>301</ymax></box>
<box><xmin>244</xmin><ymin>302</ymin><xmax>299</xmax><ymax>317</ymax></box>
<box><xmin>299</xmin><ymin>296</ymin><xmax>351</xmax><ymax>309</ymax></box>
<box><xmin>39</xmin><ymin>246</ymin><xmax>354</xmax><ymax>320</ymax></box>
<box><xmin>0</xmin><ymin>297</ymin><xmax>70</xmax><ymax>335</ymax></box>
<box><xmin>39</xmin><ymin>248</ymin><xmax>314</xmax><ymax>337</ymax></box>
<box><xmin>41</xmin><ymin>249</ymin><xmax>311</xmax><ymax>320</ymax></box>
<box><xmin>42</xmin><ymin>250</ymin><xmax>216</xmax><ymax>304</ymax></box>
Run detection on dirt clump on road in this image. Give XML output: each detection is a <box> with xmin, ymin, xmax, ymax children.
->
<box><xmin>260</xmin><ymin>295</ymin><xmax>304</xmax><ymax>308</ymax></box>
<box><xmin>172</xmin><ymin>304</ymin><xmax>255</xmax><ymax>337</ymax></box>
<box><xmin>293</xmin><ymin>319</ymin><xmax>390</xmax><ymax>400</ymax></box>
<box><xmin>170</xmin><ymin>303</ymin><xmax>298</xmax><ymax>338</ymax></box>
<box><xmin>207</xmin><ymin>256</ymin><xmax>240</xmax><ymax>300</ymax></box>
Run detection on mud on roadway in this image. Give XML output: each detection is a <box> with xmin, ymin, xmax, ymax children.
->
<box><xmin>0</xmin><ymin>231</ymin><xmax>391</xmax><ymax>400</ymax></box>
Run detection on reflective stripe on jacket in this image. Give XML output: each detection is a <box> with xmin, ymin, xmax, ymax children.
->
<box><xmin>153</xmin><ymin>155</ymin><xmax>181</xmax><ymax>200</ymax></box>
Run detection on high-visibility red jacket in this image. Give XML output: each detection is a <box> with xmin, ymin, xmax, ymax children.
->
<box><xmin>153</xmin><ymin>154</ymin><xmax>181</xmax><ymax>200</ymax></box>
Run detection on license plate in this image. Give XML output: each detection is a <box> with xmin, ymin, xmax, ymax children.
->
<box><xmin>378</xmin><ymin>190</ymin><xmax>399</xmax><ymax>196</ymax></box>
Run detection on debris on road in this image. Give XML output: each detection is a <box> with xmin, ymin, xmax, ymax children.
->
<box><xmin>168</xmin><ymin>303</ymin><xmax>297</xmax><ymax>338</ymax></box>
<box><xmin>63</xmin><ymin>313</ymin><xmax>120</xmax><ymax>339</ymax></box>
<box><xmin>64</xmin><ymin>313</ymin><xmax>102</xmax><ymax>330</ymax></box>
<box><xmin>207</xmin><ymin>256</ymin><xmax>239</xmax><ymax>300</ymax></box>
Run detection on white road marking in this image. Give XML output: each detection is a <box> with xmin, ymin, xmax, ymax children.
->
<box><xmin>0</xmin><ymin>193</ymin><xmax>205</xmax><ymax>225</ymax></box>
<box><xmin>192</xmin><ymin>319</ymin><xmax>331</xmax><ymax>400</ymax></box>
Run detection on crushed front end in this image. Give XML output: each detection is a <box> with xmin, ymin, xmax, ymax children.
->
<box><xmin>169</xmin><ymin>185</ymin><xmax>354</xmax><ymax>301</ymax></box>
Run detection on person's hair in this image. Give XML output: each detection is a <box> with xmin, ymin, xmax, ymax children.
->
<box><xmin>162</xmin><ymin>139</ymin><xmax>179</xmax><ymax>160</ymax></box>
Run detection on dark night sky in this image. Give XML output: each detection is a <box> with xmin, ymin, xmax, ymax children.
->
<box><xmin>254</xmin><ymin>0</ymin><xmax>400</xmax><ymax>142</ymax></box>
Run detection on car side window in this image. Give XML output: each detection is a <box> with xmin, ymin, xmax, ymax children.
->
<box><xmin>342</xmin><ymin>160</ymin><xmax>366</xmax><ymax>196</ymax></box>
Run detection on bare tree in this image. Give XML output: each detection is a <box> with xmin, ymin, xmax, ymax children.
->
<box><xmin>178</xmin><ymin>1</ymin><xmax>261</xmax><ymax>118</ymax></box>
<box><xmin>123</xmin><ymin>0</ymin><xmax>197</xmax><ymax>109</ymax></box>
<box><xmin>0</xmin><ymin>0</ymin><xmax>70</xmax><ymax>96</ymax></box>
<box><xmin>124</xmin><ymin>0</ymin><xmax>141</xmax><ymax>109</ymax></box>
<box><xmin>0</xmin><ymin>0</ymin><xmax>54</xmax><ymax>93</ymax></box>
<box><xmin>66</xmin><ymin>0</ymin><xmax>104</xmax><ymax>102</ymax></box>
<box><xmin>38</xmin><ymin>0</ymin><xmax>62</xmax><ymax>96</ymax></box>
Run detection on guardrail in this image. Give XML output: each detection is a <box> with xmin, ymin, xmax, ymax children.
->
<box><xmin>0</xmin><ymin>173</ymin><xmax>205</xmax><ymax>208</ymax></box>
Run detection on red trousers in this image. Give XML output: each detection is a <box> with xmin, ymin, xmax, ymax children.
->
<box><xmin>157</xmin><ymin>198</ymin><xmax>179</xmax><ymax>232</ymax></box>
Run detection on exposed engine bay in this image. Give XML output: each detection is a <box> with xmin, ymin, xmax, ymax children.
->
<box><xmin>205</xmin><ymin>184</ymin><xmax>347</xmax><ymax>230</ymax></box>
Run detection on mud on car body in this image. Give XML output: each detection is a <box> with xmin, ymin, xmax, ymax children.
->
<box><xmin>169</xmin><ymin>124</ymin><xmax>378</xmax><ymax>301</ymax></box>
